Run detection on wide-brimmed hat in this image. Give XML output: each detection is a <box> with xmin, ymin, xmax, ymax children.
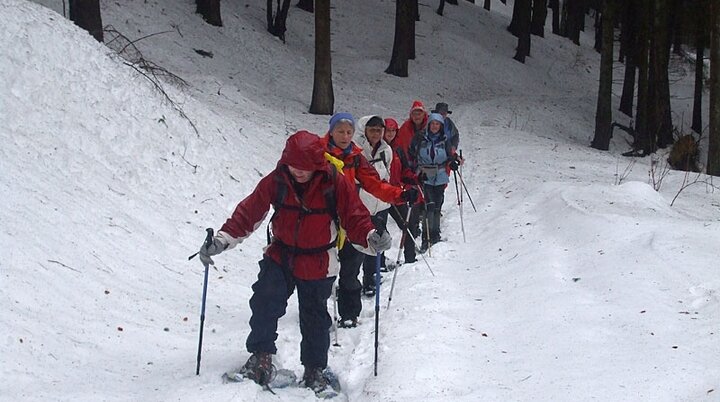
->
<box><xmin>431</xmin><ymin>102</ymin><xmax>452</xmax><ymax>114</ymax></box>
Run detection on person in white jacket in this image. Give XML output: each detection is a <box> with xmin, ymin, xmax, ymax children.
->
<box><xmin>352</xmin><ymin>115</ymin><xmax>394</xmax><ymax>297</ymax></box>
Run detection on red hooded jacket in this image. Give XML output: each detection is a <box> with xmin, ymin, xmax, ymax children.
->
<box><xmin>396</xmin><ymin>101</ymin><xmax>428</xmax><ymax>163</ymax></box>
<box><xmin>321</xmin><ymin>134</ymin><xmax>404</xmax><ymax>204</ymax></box>
<box><xmin>218</xmin><ymin>131</ymin><xmax>375</xmax><ymax>280</ymax></box>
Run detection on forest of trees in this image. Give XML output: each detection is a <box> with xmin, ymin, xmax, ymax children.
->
<box><xmin>66</xmin><ymin>0</ymin><xmax>719</xmax><ymax>175</ymax></box>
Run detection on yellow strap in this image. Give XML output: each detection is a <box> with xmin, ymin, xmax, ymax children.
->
<box><xmin>324</xmin><ymin>152</ymin><xmax>348</xmax><ymax>249</ymax></box>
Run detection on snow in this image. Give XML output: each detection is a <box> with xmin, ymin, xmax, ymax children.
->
<box><xmin>1</xmin><ymin>0</ymin><xmax>719</xmax><ymax>401</ymax></box>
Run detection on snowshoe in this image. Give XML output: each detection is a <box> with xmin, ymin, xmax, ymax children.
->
<box><xmin>228</xmin><ymin>353</ymin><xmax>275</xmax><ymax>385</ymax></box>
<box><xmin>303</xmin><ymin>367</ymin><xmax>342</xmax><ymax>398</ymax></box>
<box><xmin>338</xmin><ymin>318</ymin><xmax>358</xmax><ymax>328</ymax></box>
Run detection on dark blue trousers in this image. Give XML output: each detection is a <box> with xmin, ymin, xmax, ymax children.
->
<box><xmin>246</xmin><ymin>256</ymin><xmax>334</xmax><ymax>369</ymax></box>
<box><xmin>422</xmin><ymin>184</ymin><xmax>445</xmax><ymax>243</ymax></box>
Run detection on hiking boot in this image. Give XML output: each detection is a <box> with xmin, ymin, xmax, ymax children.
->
<box><xmin>362</xmin><ymin>283</ymin><xmax>376</xmax><ymax>297</ymax></box>
<box><xmin>238</xmin><ymin>352</ymin><xmax>275</xmax><ymax>385</ymax></box>
<box><xmin>338</xmin><ymin>317</ymin><xmax>358</xmax><ymax>328</ymax></box>
<box><xmin>303</xmin><ymin>367</ymin><xmax>329</xmax><ymax>393</ymax></box>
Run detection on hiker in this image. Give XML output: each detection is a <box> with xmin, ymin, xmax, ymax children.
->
<box><xmin>397</xmin><ymin>100</ymin><xmax>428</xmax><ymax>154</ymax></box>
<box><xmin>196</xmin><ymin>131</ymin><xmax>392</xmax><ymax>395</ymax></box>
<box><xmin>410</xmin><ymin>113</ymin><xmax>460</xmax><ymax>252</ymax></box>
<box><xmin>322</xmin><ymin>112</ymin><xmax>418</xmax><ymax>328</ymax></box>
<box><xmin>431</xmin><ymin>102</ymin><xmax>460</xmax><ymax>154</ymax></box>
<box><xmin>352</xmin><ymin>115</ymin><xmax>413</xmax><ymax>293</ymax></box>
<box><xmin>397</xmin><ymin>100</ymin><xmax>429</xmax><ymax>242</ymax></box>
<box><xmin>384</xmin><ymin>117</ymin><xmax>420</xmax><ymax>265</ymax></box>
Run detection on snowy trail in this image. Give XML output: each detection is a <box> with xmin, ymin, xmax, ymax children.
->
<box><xmin>3</xmin><ymin>0</ymin><xmax>720</xmax><ymax>401</ymax></box>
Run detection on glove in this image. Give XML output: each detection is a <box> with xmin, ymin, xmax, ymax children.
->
<box><xmin>401</xmin><ymin>187</ymin><xmax>419</xmax><ymax>204</ymax></box>
<box><xmin>367</xmin><ymin>229</ymin><xmax>392</xmax><ymax>253</ymax></box>
<box><xmin>449</xmin><ymin>159</ymin><xmax>459</xmax><ymax>171</ymax></box>
<box><xmin>199</xmin><ymin>236</ymin><xmax>228</xmax><ymax>265</ymax></box>
<box><xmin>417</xmin><ymin>172</ymin><xmax>427</xmax><ymax>183</ymax></box>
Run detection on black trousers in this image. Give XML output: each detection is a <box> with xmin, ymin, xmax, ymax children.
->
<box><xmin>388</xmin><ymin>204</ymin><xmax>417</xmax><ymax>263</ymax></box>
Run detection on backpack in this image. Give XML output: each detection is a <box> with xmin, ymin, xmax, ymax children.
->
<box><xmin>265</xmin><ymin>165</ymin><xmax>343</xmax><ymax>254</ymax></box>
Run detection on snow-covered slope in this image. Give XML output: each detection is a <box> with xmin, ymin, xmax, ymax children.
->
<box><xmin>2</xmin><ymin>0</ymin><xmax>719</xmax><ymax>401</ymax></box>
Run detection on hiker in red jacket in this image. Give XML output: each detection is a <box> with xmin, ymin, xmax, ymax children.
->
<box><xmin>384</xmin><ymin>117</ymin><xmax>420</xmax><ymax>265</ymax></box>
<box><xmin>197</xmin><ymin>131</ymin><xmax>392</xmax><ymax>395</ymax></box>
<box><xmin>322</xmin><ymin>112</ymin><xmax>417</xmax><ymax>328</ymax></box>
<box><xmin>396</xmin><ymin>100</ymin><xmax>428</xmax><ymax>157</ymax></box>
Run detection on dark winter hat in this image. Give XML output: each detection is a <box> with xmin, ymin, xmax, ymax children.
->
<box><xmin>366</xmin><ymin>116</ymin><xmax>385</xmax><ymax>128</ymax></box>
<box><xmin>328</xmin><ymin>112</ymin><xmax>355</xmax><ymax>133</ymax></box>
<box><xmin>431</xmin><ymin>102</ymin><xmax>452</xmax><ymax>115</ymax></box>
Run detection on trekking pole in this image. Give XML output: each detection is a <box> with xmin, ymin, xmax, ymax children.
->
<box><xmin>416</xmin><ymin>185</ymin><xmax>433</xmax><ymax>257</ymax></box>
<box><xmin>389</xmin><ymin>204</ymin><xmax>435</xmax><ymax>277</ymax></box>
<box><xmin>387</xmin><ymin>204</ymin><xmax>413</xmax><ymax>310</ymax></box>
<box><xmin>332</xmin><ymin>282</ymin><xmax>340</xmax><ymax>347</ymax></box>
<box><xmin>374</xmin><ymin>244</ymin><xmax>382</xmax><ymax>376</ymax></box>
<box><xmin>190</xmin><ymin>228</ymin><xmax>214</xmax><ymax>376</ymax></box>
<box><xmin>453</xmin><ymin>170</ymin><xmax>466</xmax><ymax>243</ymax></box>
<box><xmin>456</xmin><ymin>169</ymin><xmax>477</xmax><ymax>212</ymax></box>
<box><xmin>459</xmin><ymin>150</ymin><xmax>464</xmax><ymax>205</ymax></box>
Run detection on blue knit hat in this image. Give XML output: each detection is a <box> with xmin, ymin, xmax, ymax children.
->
<box><xmin>329</xmin><ymin>112</ymin><xmax>355</xmax><ymax>132</ymax></box>
<box><xmin>428</xmin><ymin>113</ymin><xmax>445</xmax><ymax>125</ymax></box>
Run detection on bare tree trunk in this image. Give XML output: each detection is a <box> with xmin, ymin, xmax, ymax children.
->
<box><xmin>531</xmin><ymin>0</ymin><xmax>548</xmax><ymax>37</ymax></box>
<box><xmin>549</xmin><ymin>0</ymin><xmax>560</xmax><ymax>34</ymax></box>
<box><xmin>387</xmin><ymin>0</ymin><xmax>412</xmax><ymax>77</ymax></box>
<box><xmin>309</xmin><ymin>0</ymin><xmax>334</xmax><ymax>114</ymax></box>
<box><xmin>650</xmin><ymin>0</ymin><xmax>674</xmax><ymax>148</ymax></box>
<box><xmin>437</xmin><ymin>0</ymin><xmax>447</xmax><ymax>16</ymax></box>
<box><xmin>267</xmin><ymin>0</ymin><xmax>273</xmax><ymax>32</ymax></box>
<box><xmin>593</xmin><ymin>7</ymin><xmax>602</xmax><ymax>51</ymax></box>
<box><xmin>69</xmin><ymin>0</ymin><xmax>103</xmax><ymax>42</ymax></box>
<box><xmin>592</xmin><ymin>0</ymin><xmax>616</xmax><ymax>151</ymax></box>
<box><xmin>297</xmin><ymin>0</ymin><xmax>313</xmax><ymax>13</ymax></box>
<box><xmin>410</xmin><ymin>0</ymin><xmax>418</xmax><ymax>59</ymax></box>
<box><xmin>508</xmin><ymin>0</ymin><xmax>521</xmax><ymax>36</ymax></box>
<box><xmin>268</xmin><ymin>0</ymin><xmax>293</xmax><ymax>42</ymax></box>
<box><xmin>513</xmin><ymin>0</ymin><xmax>532</xmax><ymax>63</ymax></box>
<box><xmin>567</xmin><ymin>0</ymin><xmax>582</xmax><ymax>45</ymax></box>
<box><xmin>709</xmin><ymin>0</ymin><xmax>720</xmax><ymax>174</ymax></box>
<box><xmin>196</xmin><ymin>0</ymin><xmax>222</xmax><ymax>26</ymax></box>
<box><xmin>692</xmin><ymin>21</ymin><xmax>704</xmax><ymax>133</ymax></box>
<box><xmin>635</xmin><ymin>0</ymin><xmax>653</xmax><ymax>154</ymax></box>
<box><xmin>484</xmin><ymin>0</ymin><xmax>491</xmax><ymax>10</ymax></box>
<box><xmin>671</xmin><ymin>0</ymin><xmax>683</xmax><ymax>55</ymax></box>
<box><xmin>619</xmin><ymin>1</ymin><xmax>637</xmax><ymax>116</ymax></box>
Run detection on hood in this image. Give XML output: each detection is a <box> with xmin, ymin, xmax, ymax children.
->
<box><xmin>384</xmin><ymin>118</ymin><xmax>399</xmax><ymax>131</ymax></box>
<box><xmin>279</xmin><ymin>130</ymin><xmax>328</xmax><ymax>171</ymax></box>
<box><xmin>354</xmin><ymin>115</ymin><xmax>384</xmax><ymax>152</ymax></box>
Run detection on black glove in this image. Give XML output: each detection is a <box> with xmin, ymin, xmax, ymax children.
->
<box><xmin>449</xmin><ymin>159</ymin><xmax>459</xmax><ymax>171</ymax></box>
<box><xmin>401</xmin><ymin>187</ymin><xmax>419</xmax><ymax>204</ymax></box>
<box><xmin>417</xmin><ymin>172</ymin><xmax>427</xmax><ymax>183</ymax></box>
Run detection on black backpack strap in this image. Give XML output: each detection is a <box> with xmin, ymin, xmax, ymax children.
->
<box><xmin>323</xmin><ymin>165</ymin><xmax>340</xmax><ymax>233</ymax></box>
<box><xmin>267</xmin><ymin>170</ymin><xmax>288</xmax><ymax>245</ymax></box>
